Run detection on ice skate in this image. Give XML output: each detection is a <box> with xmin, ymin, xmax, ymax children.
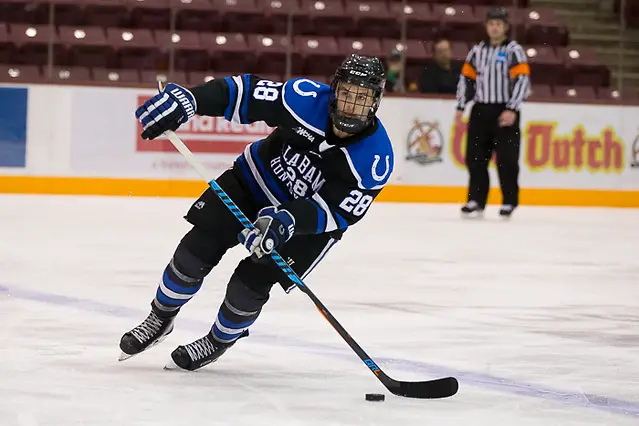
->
<box><xmin>164</xmin><ymin>330</ymin><xmax>248</xmax><ymax>371</ymax></box>
<box><xmin>499</xmin><ymin>204</ymin><xmax>516</xmax><ymax>219</ymax></box>
<box><xmin>460</xmin><ymin>201</ymin><xmax>484</xmax><ymax>218</ymax></box>
<box><xmin>119</xmin><ymin>310</ymin><xmax>175</xmax><ymax>361</ymax></box>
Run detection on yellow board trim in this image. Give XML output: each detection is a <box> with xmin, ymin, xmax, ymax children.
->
<box><xmin>1</xmin><ymin>176</ymin><xmax>638</xmax><ymax>208</ymax></box>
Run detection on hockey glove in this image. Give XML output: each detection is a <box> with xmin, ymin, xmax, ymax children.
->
<box><xmin>135</xmin><ymin>83</ymin><xmax>197</xmax><ymax>140</ymax></box>
<box><xmin>238</xmin><ymin>207</ymin><xmax>295</xmax><ymax>262</ymax></box>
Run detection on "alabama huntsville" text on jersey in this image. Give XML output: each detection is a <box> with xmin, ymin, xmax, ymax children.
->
<box><xmin>189</xmin><ymin>74</ymin><xmax>395</xmax><ymax>236</ymax></box>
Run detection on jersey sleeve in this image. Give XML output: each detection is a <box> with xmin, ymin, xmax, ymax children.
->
<box><xmin>506</xmin><ymin>42</ymin><xmax>531</xmax><ymax>111</ymax></box>
<box><xmin>189</xmin><ymin>75</ymin><xmax>328</xmax><ymax>131</ymax></box>
<box><xmin>456</xmin><ymin>44</ymin><xmax>478</xmax><ymax>111</ymax></box>
<box><xmin>280</xmin><ymin>135</ymin><xmax>395</xmax><ymax>235</ymax></box>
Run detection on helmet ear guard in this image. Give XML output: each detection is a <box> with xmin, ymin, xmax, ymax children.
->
<box><xmin>329</xmin><ymin>54</ymin><xmax>386</xmax><ymax>135</ymax></box>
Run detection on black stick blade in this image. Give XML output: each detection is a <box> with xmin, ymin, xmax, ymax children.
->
<box><xmin>388</xmin><ymin>377</ymin><xmax>459</xmax><ymax>399</ymax></box>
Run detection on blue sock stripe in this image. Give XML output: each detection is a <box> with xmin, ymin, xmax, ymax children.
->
<box><xmin>155</xmin><ymin>289</ymin><xmax>190</xmax><ymax>307</ymax></box>
<box><xmin>163</xmin><ymin>271</ymin><xmax>201</xmax><ymax>295</ymax></box>
<box><xmin>217</xmin><ymin>311</ymin><xmax>255</xmax><ymax>329</ymax></box>
<box><xmin>212</xmin><ymin>324</ymin><xmax>245</xmax><ymax>341</ymax></box>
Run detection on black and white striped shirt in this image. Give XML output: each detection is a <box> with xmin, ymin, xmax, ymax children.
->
<box><xmin>456</xmin><ymin>39</ymin><xmax>531</xmax><ymax>111</ymax></box>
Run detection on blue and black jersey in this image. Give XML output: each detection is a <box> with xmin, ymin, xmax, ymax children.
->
<box><xmin>189</xmin><ymin>74</ymin><xmax>394</xmax><ymax>235</ymax></box>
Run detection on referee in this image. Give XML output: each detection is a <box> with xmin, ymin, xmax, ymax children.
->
<box><xmin>455</xmin><ymin>7</ymin><xmax>530</xmax><ymax>218</ymax></box>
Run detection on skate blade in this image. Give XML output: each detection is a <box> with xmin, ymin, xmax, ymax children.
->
<box><xmin>460</xmin><ymin>211</ymin><xmax>484</xmax><ymax>220</ymax></box>
<box><xmin>117</xmin><ymin>333</ymin><xmax>171</xmax><ymax>362</ymax></box>
<box><xmin>163</xmin><ymin>357</ymin><xmax>187</xmax><ymax>371</ymax></box>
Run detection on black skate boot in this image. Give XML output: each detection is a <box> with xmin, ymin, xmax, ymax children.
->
<box><xmin>460</xmin><ymin>201</ymin><xmax>484</xmax><ymax>218</ymax></box>
<box><xmin>499</xmin><ymin>204</ymin><xmax>516</xmax><ymax>218</ymax></box>
<box><xmin>165</xmin><ymin>330</ymin><xmax>248</xmax><ymax>371</ymax></box>
<box><xmin>119</xmin><ymin>310</ymin><xmax>176</xmax><ymax>361</ymax></box>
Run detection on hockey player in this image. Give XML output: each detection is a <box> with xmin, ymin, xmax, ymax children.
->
<box><xmin>119</xmin><ymin>54</ymin><xmax>394</xmax><ymax>371</ymax></box>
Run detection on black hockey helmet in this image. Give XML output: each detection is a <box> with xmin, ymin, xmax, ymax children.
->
<box><xmin>486</xmin><ymin>6</ymin><xmax>508</xmax><ymax>23</ymax></box>
<box><xmin>329</xmin><ymin>53</ymin><xmax>386</xmax><ymax>135</ymax></box>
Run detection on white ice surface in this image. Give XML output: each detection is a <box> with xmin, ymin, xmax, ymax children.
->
<box><xmin>0</xmin><ymin>195</ymin><xmax>638</xmax><ymax>426</ymax></box>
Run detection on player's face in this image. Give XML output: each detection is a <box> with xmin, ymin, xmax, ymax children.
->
<box><xmin>335</xmin><ymin>82</ymin><xmax>376</xmax><ymax>122</ymax></box>
<box><xmin>486</xmin><ymin>19</ymin><xmax>507</xmax><ymax>39</ymax></box>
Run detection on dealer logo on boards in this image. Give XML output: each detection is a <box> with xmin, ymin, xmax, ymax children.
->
<box><xmin>631</xmin><ymin>132</ymin><xmax>639</xmax><ymax>168</ymax></box>
<box><xmin>406</xmin><ymin>120</ymin><xmax>443</xmax><ymax>165</ymax></box>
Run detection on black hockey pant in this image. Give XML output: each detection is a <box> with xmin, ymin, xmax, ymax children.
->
<box><xmin>464</xmin><ymin>103</ymin><xmax>521</xmax><ymax>209</ymax></box>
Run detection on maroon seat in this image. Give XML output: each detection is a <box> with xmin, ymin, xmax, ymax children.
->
<box><xmin>8</xmin><ymin>24</ymin><xmax>66</xmax><ymax>66</ymax></box>
<box><xmin>248</xmin><ymin>34</ymin><xmax>302</xmax><ymax>75</ymax></box>
<box><xmin>0</xmin><ymin>64</ymin><xmax>41</xmax><ymax>82</ymax></box>
<box><xmin>381</xmin><ymin>38</ymin><xmax>429</xmax><ymax>84</ymax></box>
<box><xmin>59</xmin><ymin>26</ymin><xmax>114</xmax><ymax>68</ymax></box>
<box><xmin>390</xmin><ymin>3</ymin><xmax>437</xmax><ymax>40</ymax></box>
<box><xmin>0</xmin><ymin>23</ymin><xmax>13</xmax><ymax>64</ymax></box>
<box><xmin>172</xmin><ymin>0</ymin><xmax>219</xmax><ymax>32</ymax></box>
<box><xmin>523</xmin><ymin>7</ymin><xmax>568</xmax><ymax>46</ymax></box>
<box><xmin>345</xmin><ymin>1</ymin><xmax>398</xmax><ymax>39</ymax></box>
<box><xmin>552</xmin><ymin>85</ymin><xmax>597</xmax><ymax>101</ymax></box>
<box><xmin>213</xmin><ymin>0</ymin><xmax>264</xmax><ymax>34</ymax></box>
<box><xmin>292</xmin><ymin>74</ymin><xmax>330</xmax><ymax>84</ymax></box>
<box><xmin>187</xmin><ymin>71</ymin><xmax>226</xmax><ymax>85</ymax></box>
<box><xmin>299</xmin><ymin>0</ymin><xmax>352</xmax><ymax>36</ymax></box>
<box><xmin>140</xmin><ymin>69</ymin><xmax>188</xmax><ymax>85</ymax></box>
<box><xmin>0</xmin><ymin>0</ymin><xmax>48</xmax><ymax>25</ymax></box>
<box><xmin>93</xmin><ymin>67</ymin><xmax>141</xmax><ymax>83</ymax></box>
<box><xmin>257</xmin><ymin>0</ymin><xmax>300</xmax><ymax>34</ymax></box>
<box><xmin>558</xmin><ymin>46</ymin><xmax>609</xmax><ymax>87</ymax></box>
<box><xmin>524</xmin><ymin>45</ymin><xmax>566</xmax><ymax>85</ymax></box>
<box><xmin>50</xmin><ymin>66</ymin><xmax>92</xmax><ymax>83</ymax></box>
<box><xmin>202</xmin><ymin>32</ymin><xmax>253</xmax><ymax>73</ymax></box>
<box><xmin>49</xmin><ymin>0</ymin><xmax>86</xmax><ymax>27</ymax></box>
<box><xmin>127</xmin><ymin>0</ymin><xmax>172</xmax><ymax>29</ymax></box>
<box><xmin>84</xmin><ymin>0</ymin><xmax>128</xmax><ymax>28</ymax></box>
<box><xmin>154</xmin><ymin>30</ymin><xmax>208</xmax><ymax>71</ymax></box>
<box><xmin>338</xmin><ymin>37</ymin><xmax>383</xmax><ymax>58</ymax></box>
<box><xmin>527</xmin><ymin>84</ymin><xmax>552</xmax><ymax>100</ymax></box>
<box><xmin>294</xmin><ymin>35</ymin><xmax>342</xmax><ymax>75</ymax></box>
<box><xmin>106</xmin><ymin>28</ymin><xmax>160</xmax><ymax>69</ymax></box>
<box><xmin>433</xmin><ymin>4</ymin><xmax>479</xmax><ymax>42</ymax></box>
<box><xmin>626</xmin><ymin>0</ymin><xmax>639</xmax><ymax>28</ymax></box>
<box><xmin>597</xmin><ymin>87</ymin><xmax>639</xmax><ymax>101</ymax></box>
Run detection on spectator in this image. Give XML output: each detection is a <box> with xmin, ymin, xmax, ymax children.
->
<box><xmin>419</xmin><ymin>38</ymin><xmax>461</xmax><ymax>94</ymax></box>
<box><xmin>385</xmin><ymin>49</ymin><xmax>404</xmax><ymax>92</ymax></box>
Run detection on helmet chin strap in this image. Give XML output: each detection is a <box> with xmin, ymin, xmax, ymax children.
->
<box><xmin>331</xmin><ymin>112</ymin><xmax>369</xmax><ymax>135</ymax></box>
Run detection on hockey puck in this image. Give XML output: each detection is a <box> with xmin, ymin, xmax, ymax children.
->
<box><xmin>365</xmin><ymin>393</ymin><xmax>385</xmax><ymax>402</ymax></box>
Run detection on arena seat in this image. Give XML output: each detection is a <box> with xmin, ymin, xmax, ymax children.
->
<box><xmin>298</xmin><ymin>0</ymin><xmax>352</xmax><ymax>37</ymax></box>
<box><xmin>127</xmin><ymin>0</ymin><xmax>172</xmax><ymax>30</ymax></box>
<box><xmin>345</xmin><ymin>1</ymin><xmax>398</xmax><ymax>39</ymax></box>
<box><xmin>294</xmin><ymin>35</ymin><xmax>342</xmax><ymax>75</ymax></box>
<box><xmin>248</xmin><ymin>33</ymin><xmax>303</xmax><ymax>75</ymax></box>
<box><xmin>524</xmin><ymin>45</ymin><xmax>566</xmax><ymax>85</ymax></box>
<box><xmin>552</xmin><ymin>85</ymin><xmax>598</xmax><ymax>101</ymax></box>
<box><xmin>92</xmin><ymin>67</ymin><xmax>141</xmax><ymax>83</ymax></box>
<box><xmin>173</xmin><ymin>0</ymin><xmax>219</xmax><ymax>32</ymax></box>
<box><xmin>0</xmin><ymin>63</ymin><xmax>41</xmax><ymax>81</ymax></box>
<box><xmin>201</xmin><ymin>32</ymin><xmax>254</xmax><ymax>73</ymax></box>
<box><xmin>527</xmin><ymin>84</ymin><xmax>552</xmax><ymax>100</ymax></box>
<box><xmin>389</xmin><ymin>3</ymin><xmax>438</xmax><ymax>41</ymax></box>
<box><xmin>8</xmin><ymin>24</ymin><xmax>65</xmax><ymax>66</ymax></box>
<box><xmin>59</xmin><ymin>26</ymin><xmax>113</xmax><ymax>68</ymax></box>
<box><xmin>338</xmin><ymin>37</ymin><xmax>384</xmax><ymax>58</ymax></box>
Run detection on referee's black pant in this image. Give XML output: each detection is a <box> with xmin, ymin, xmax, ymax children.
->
<box><xmin>465</xmin><ymin>103</ymin><xmax>521</xmax><ymax>209</ymax></box>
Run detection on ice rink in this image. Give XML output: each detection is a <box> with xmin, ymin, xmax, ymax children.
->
<box><xmin>1</xmin><ymin>194</ymin><xmax>637</xmax><ymax>426</ymax></box>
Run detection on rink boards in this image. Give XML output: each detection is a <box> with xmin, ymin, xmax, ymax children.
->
<box><xmin>0</xmin><ymin>82</ymin><xmax>638</xmax><ymax>207</ymax></box>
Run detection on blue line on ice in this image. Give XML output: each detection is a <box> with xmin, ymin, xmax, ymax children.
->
<box><xmin>1</xmin><ymin>283</ymin><xmax>637</xmax><ymax>418</ymax></box>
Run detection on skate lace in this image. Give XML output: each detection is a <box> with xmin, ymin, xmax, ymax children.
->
<box><xmin>131</xmin><ymin>311</ymin><xmax>164</xmax><ymax>343</ymax></box>
<box><xmin>184</xmin><ymin>336</ymin><xmax>217</xmax><ymax>361</ymax></box>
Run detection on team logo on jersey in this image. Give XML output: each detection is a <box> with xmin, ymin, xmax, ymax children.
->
<box><xmin>406</xmin><ymin>120</ymin><xmax>443</xmax><ymax>165</ymax></box>
<box><xmin>371</xmin><ymin>155</ymin><xmax>391</xmax><ymax>182</ymax></box>
<box><xmin>631</xmin><ymin>132</ymin><xmax>639</xmax><ymax>168</ymax></box>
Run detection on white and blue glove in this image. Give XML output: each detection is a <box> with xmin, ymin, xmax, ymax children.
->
<box><xmin>239</xmin><ymin>207</ymin><xmax>295</xmax><ymax>262</ymax></box>
<box><xmin>135</xmin><ymin>83</ymin><xmax>197</xmax><ymax>140</ymax></box>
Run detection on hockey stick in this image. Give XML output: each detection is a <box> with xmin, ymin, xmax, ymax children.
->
<box><xmin>153</xmin><ymin>92</ymin><xmax>457</xmax><ymax>398</ymax></box>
